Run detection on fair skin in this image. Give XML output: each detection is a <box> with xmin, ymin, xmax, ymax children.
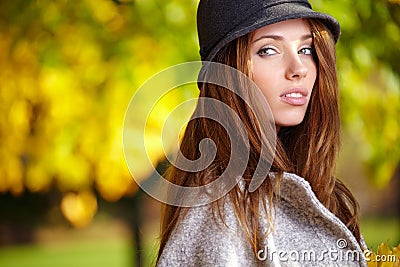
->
<box><xmin>250</xmin><ymin>18</ymin><xmax>317</xmax><ymax>127</ymax></box>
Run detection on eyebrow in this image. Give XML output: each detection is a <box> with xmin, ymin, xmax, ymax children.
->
<box><xmin>252</xmin><ymin>34</ymin><xmax>313</xmax><ymax>44</ymax></box>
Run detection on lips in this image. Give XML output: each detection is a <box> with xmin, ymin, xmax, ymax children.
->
<box><xmin>279</xmin><ymin>88</ymin><xmax>309</xmax><ymax>106</ymax></box>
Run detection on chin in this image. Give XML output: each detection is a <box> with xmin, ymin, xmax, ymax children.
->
<box><xmin>273</xmin><ymin>109</ymin><xmax>308</xmax><ymax>127</ymax></box>
<box><xmin>275</xmin><ymin>116</ymin><xmax>306</xmax><ymax>127</ymax></box>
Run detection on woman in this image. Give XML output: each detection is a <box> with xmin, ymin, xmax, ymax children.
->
<box><xmin>156</xmin><ymin>0</ymin><xmax>368</xmax><ymax>266</ymax></box>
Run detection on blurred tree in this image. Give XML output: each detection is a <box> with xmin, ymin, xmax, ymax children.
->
<box><xmin>0</xmin><ymin>0</ymin><xmax>199</xmax><ymax>227</ymax></box>
<box><xmin>312</xmin><ymin>0</ymin><xmax>400</xmax><ymax>187</ymax></box>
<box><xmin>0</xmin><ymin>191</ymin><xmax>54</xmax><ymax>245</ymax></box>
<box><xmin>0</xmin><ymin>0</ymin><xmax>398</xmax><ymax>231</ymax></box>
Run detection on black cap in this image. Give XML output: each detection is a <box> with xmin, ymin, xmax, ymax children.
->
<box><xmin>197</xmin><ymin>0</ymin><xmax>341</xmax><ymax>62</ymax></box>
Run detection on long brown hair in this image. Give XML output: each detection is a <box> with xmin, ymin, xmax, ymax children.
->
<box><xmin>156</xmin><ymin>19</ymin><xmax>361</xmax><ymax>262</ymax></box>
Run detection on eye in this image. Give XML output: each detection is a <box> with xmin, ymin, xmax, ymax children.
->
<box><xmin>298</xmin><ymin>47</ymin><xmax>314</xmax><ymax>55</ymax></box>
<box><xmin>257</xmin><ymin>47</ymin><xmax>278</xmax><ymax>56</ymax></box>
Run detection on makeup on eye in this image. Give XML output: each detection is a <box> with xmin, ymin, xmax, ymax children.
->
<box><xmin>298</xmin><ymin>46</ymin><xmax>314</xmax><ymax>55</ymax></box>
<box><xmin>256</xmin><ymin>45</ymin><xmax>314</xmax><ymax>57</ymax></box>
<box><xmin>257</xmin><ymin>47</ymin><xmax>278</xmax><ymax>56</ymax></box>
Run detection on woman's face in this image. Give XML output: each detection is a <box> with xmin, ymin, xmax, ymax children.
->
<box><xmin>250</xmin><ymin>18</ymin><xmax>317</xmax><ymax>127</ymax></box>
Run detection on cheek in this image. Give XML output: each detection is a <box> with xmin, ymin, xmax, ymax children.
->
<box><xmin>251</xmin><ymin>61</ymin><xmax>277</xmax><ymax>96</ymax></box>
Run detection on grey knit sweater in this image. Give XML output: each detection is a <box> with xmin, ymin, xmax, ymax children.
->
<box><xmin>157</xmin><ymin>172</ymin><xmax>368</xmax><ymax>267</ymax></box>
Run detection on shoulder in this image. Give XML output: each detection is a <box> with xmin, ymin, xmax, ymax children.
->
<box><xmin>156</xmin><ymin>198</ymin><xmax>258</xmax><ymax>267</ymax></box>
<box><xmin>266</xmin><ymin>172</ymin><xmax>367</xmax><ymax>267</ymax></box>
<box><xmin>157</xmin><ymin>172</ymin><xmax>368</xmax><ymax>267</ymax></box>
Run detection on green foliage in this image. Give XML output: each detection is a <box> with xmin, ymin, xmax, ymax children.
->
<box><xmin>313</xmin><ymin>0</ymin><xmax>400</xmax><ymax>187</ymax></box>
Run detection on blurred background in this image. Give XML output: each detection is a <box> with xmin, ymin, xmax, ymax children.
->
<box><xmin>0</xmin><ymin>0</ymin><xmax>399</xmax><ymax>266</ymax></box>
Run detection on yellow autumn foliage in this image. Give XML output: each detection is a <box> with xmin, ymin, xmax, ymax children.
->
<box><xmin>366</xmin><ymin>242</ymin><xmax>400</xmax><ymax>267</ymax></box>
<box><xmin>0</xmin><ymin>0</ymin><xmax>199</xmax><ymax>227</ymax></box>
<box><xmin>0</xmin><ymin>0</ymin><xmax>398</xmax><ymax>227</ymax></box>
<box><xmin>61</xmin><ymin>191</ymin><xmax>98</xmax><ymax>228</ymax></box>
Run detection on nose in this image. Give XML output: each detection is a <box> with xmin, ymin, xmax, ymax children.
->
<box><xmin>285</xmin><ymin>53</ymin><xmax>308</xmax><ymax>80</ymax></box>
